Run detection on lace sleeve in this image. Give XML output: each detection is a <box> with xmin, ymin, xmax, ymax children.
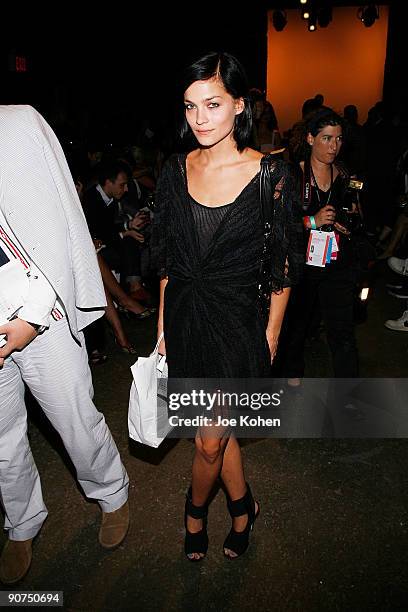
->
<box><xmin>151</xmin><ymin>158</ymin><xmax>173</xmax><ymax>278</ymax></box>
<box><xmin>269</xmin><ymin>159</ymin><xmax>304</xmax><ymax>292</ymax></box>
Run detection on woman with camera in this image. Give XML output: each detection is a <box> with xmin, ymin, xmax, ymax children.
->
<box><xmin>283</xmin><ymin>108</ymin><xmax>359</xmax><ymax>383</ymax></box>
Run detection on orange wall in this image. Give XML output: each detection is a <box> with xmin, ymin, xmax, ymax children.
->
<box><xmin>267</xmin><ymin>6</ymin><xmax>389</xmax><ymax>132</ymax></box>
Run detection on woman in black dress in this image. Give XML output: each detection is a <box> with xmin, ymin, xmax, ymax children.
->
<box><xmin>153</xmin><ymin>52</ymin><xmax>302</xmax><ymax>560</ymax></box>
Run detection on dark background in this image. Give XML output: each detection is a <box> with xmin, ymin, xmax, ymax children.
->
<box><xmin>0</xmin><ymin>2</ymin><xmax>405</xmax><ymax>143</ymax></box>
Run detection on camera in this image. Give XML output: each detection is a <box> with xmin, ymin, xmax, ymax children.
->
<box><xmin>348</xmin><ymin>179</ymin><xmax>363</xmax><ymax>191</ymax></box>
<box><xmin>336</xmin><ymin>178</ymin><xmax>364</xmax><ymax>233</ymax></box>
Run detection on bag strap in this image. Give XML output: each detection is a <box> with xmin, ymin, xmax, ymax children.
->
<box><xmin>151</xmin><ymin>332</ymin><xmax>164</xmax><ymax>356</ymax></box>
<box><xmin>259</xmin><ymin>153</ymin><xmax>274</xmax><ymax>233</ymax></box>
<box><xmin>302</xmin><ymin>158</ymin><xmax>312</xmax><ymax>207</ymax></box>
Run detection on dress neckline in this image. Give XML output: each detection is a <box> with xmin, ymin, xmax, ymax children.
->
<box><xmin>181</xmin><ymin>153</ymin><xmax>261</xmax><ymax>208</ymax></box>
<box><xmin>313</xmin><ymin>172</ymin><xmax>341</xmax><ymax>194</ymax></box>
<box><xmin>189</xmin><ymin>194</ymin><xmax>233</xmax><ymax>209</ymax></box>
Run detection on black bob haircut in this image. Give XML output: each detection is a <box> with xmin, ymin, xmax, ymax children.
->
<box><xmin>179</xmin><ymin>51</ymin><xmax>253</xmax><ymax>152</ymax></box>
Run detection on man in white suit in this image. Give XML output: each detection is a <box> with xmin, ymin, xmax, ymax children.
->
<box><xmin>0</xmin><ymin>106</ymin><xmax>130</xmax><ymax>584</ymax></box>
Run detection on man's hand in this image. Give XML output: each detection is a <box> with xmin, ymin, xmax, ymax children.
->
<box><xmin>129</xmin><ymin>211</ymin><xmax>150</xmax><ymax>231</ymax></box>
<box><xmin>123</xmin><ymin>229</ymin><xmax>145</xmax><ymax>243</ymax></box>
<box><xmin>0</xmin><ymin>319</ymin><xmax>39</xmax><ymax>367</ymax></box>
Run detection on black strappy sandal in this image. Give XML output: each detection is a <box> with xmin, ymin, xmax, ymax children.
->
<box><xmin>184</xmin><ymin>487</ymin><xmax>209</xmax><ymax>561</ymax></box>
<box><xmin>223</xmin><ymin>483</ymin><xmax>260</xmax><ymax>559</ymax></box>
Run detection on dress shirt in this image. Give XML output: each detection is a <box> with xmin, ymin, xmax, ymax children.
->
<box><xmin>96</xmin><ymin>184</ymin><xmax>113</xmax><ymax>206</ymax></box>
<box><xmin>95</xmin><ymin>184</ymin><xmax>126</xmax><ymax>238</ymax></box>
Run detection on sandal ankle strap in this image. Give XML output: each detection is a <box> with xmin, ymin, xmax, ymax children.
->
<box><xmin>226</xmin><ymin>483</ymin><xmax>253</xmax><ymax>518</ymax></box>
<box><xmin>185</xmin><ymin>488</ymin><xmax>208</xmax><ymax>520</ymax></box>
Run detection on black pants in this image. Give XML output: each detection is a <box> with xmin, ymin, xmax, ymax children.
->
<box><xmin>100</xmin><ymin>237</ymin><xmax>141</xmax><ymax>282</ymax></box>
<box><xmin>84</xmin><ymin>317</ymin><xmax>106</xmax><ymax>354</ymax></box>
<box><xmin>283</xmin><ymin>264</ymin><xmax>359</xmax><ymax>378</ymax></box>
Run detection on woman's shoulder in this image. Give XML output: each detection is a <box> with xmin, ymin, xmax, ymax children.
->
<box><xmin>244</xmin><ymin>147</ymin><xmax>264</xmax><ymax>162</ymax></box>
<box><xmin>239</xmin><ymin>148</ymin><xmax>264</xmax><ymax>177</ymax></box>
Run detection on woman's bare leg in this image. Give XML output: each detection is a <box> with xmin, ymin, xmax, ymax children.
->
<box><xmin>186</xmin><ymin>425</ymin><xmax>229</xmax><ymax>559</ymax></box>
<box><xmin>97</xmin><ymin>254</ymin><xmax>146</xmax><ymax>314</ymax></box>
<box><xmin>104</xmin><ymin>289</ymin><xmax>131</xmax><ymax>347</ymax></box>
<box><xmin>188</xmin><ymin>431</ymin><xmax>257</xmax><ymax>559</ymax></box>
<box><xmin>220</xmin><ymin>435</ymin><xmax>246</xmax><ymax>501</ymax></box>
<box><xmin>220</xmin><ymin>435</ymin><xmax>258</xmax><ymax>557</ymax></box>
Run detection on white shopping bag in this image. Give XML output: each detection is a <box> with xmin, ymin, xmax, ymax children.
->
<box><xmin>128</xmin><ymin>333</ymin><xmax>171</xmax><ymax>448</ymax></box>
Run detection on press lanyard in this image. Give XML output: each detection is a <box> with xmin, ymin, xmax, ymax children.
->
<box><xmin>310</xmin><ymin>163</ymin><xmax>333</xmax><ymax>207</ymax></box>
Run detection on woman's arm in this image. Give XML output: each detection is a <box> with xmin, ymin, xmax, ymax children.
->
<box><xmin>157</xmin><ymin>277</ymin><xmax>168</xmax><ymax>355</ymax></box>
<box><xmin>264</xmin><ymin>160</ymin><xmax>303</xmax><ymax>362</ymax></box>
<box><xmin>266</xmin><ymin>287</ymin><xmax>291</xmax><ymax>362</ymax></box>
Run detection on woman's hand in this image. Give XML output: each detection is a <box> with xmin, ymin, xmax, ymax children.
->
<box><xmin>93</xmin><ymin>238</ymin><xmax>104</xmax><ymax>252</ymax></box>
<box><xmin>333</xmin><ymin>221</ymin><xmax>351</xmax><ymax>236</ymax></box>
<box><xmin>314</xmin><ymin>205</ymin><xmax>336</xmax><ymax>227</ymax></box>
<box><xmin>157</xmin><ymin>331</ymin><xmax>166</xmax><ymax>356</ymax></box>
<box><xmin>266</xmin><ymin>328</ymin><xmax>279</xmax><ymax>364</ymax></box>
<box><xmin>266</xmin><ymin>287</ymin><xmax>290</xmax><ymax>364</ymax></box>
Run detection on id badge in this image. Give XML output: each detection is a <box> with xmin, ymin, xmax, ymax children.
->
<box><xmin>306</xmin><ymin>230</ymin><xmax>330</xmax><ymax>267</ymax></box>
<box><xmin>323</xmin><ymin>231</ymin><xmax>339</xmax><ymax>263</ymax></box>
<box><xmin>326</xmin><ymin>237</ymin><xmax>333</xmax><ymax>264</ymax></box>
<box><xmin>330</xmin><ymin>231</ymin><xmax>339</xmax><ymax>261</ymax></box>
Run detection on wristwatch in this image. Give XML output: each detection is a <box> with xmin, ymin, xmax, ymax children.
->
<box><xmin>27</xmin><ymin>322</ymin><xmax>47</xmax><ymax>334</ymax></box>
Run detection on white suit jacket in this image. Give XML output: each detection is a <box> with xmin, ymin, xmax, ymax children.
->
<box><xmin>0</xmin><ymin>105</ymin><xmax>106</xmax><ymax>340</ymax></box>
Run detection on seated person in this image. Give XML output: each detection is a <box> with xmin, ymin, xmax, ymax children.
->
<box><xmin>82</xmin><ymin>160</ymin><xmax>151</xmax><ymax>300</ymax></box>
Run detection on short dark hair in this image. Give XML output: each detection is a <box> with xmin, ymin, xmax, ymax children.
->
<box><xmin>97</xmin><ymin>160</ymin><xmax>131</xmax><ymax>186</ymax></box>
<box><xmin>302</xmin><ymin>98</ymin><xmax>320</xmax><ymax>119</ymax></box>
<box><xmin>305</xmin><ymin>107</ymin><xmax>344</xmax><ymax>137</ymax></box>
<box><xmin>179</xmin><ymin>51</ymin><xmax>252</xmax><ymax>152</ymax></box>
<box><xmin>291</xmin><ymin>108</ymin><xmax>344</xmax><ymax>162</ymax></box>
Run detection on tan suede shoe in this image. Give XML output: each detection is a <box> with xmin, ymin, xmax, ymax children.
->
<box><xmin>98</xmin><ymin>501</ymin><xmax>129</xmax><ymax>549</ymax></box>
<box><xmin>0</xmin><ymin>539</ymin><xmax>33</xmax><ymax>584</ymax></box>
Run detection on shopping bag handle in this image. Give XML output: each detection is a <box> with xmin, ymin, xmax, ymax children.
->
<box><xmin>152</xmin><ymin>332</ymin><xmax>164</xmax><ymax>356</ymax></box>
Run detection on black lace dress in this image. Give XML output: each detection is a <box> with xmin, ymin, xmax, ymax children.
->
<box><xmin>152</xmin><ymin>153</ymin><xmax>303</xmax><ymax>378</ymax></box>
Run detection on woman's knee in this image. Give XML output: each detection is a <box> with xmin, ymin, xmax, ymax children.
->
<box><xmin>196</xmin><ymin>437</ymin><xmax>225</xmax><ymax>464</ymax></box>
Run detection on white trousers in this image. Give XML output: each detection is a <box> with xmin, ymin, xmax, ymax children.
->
<box><xmin>0</xmin><ymin>317</ymin><xmax>129</xmax><ymax>541</ymax></box>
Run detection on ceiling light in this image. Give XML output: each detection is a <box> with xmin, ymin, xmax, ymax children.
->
<box><xmin>308</xmin><ymin>12</ymin><xmax>317</xmax><ymax>31</ymax></box>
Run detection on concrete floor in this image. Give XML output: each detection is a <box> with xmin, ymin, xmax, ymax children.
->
<box><xmin>1</xmin><ymin>263</ymin><xmax>407</xmax><ymax>611</ymax></box>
